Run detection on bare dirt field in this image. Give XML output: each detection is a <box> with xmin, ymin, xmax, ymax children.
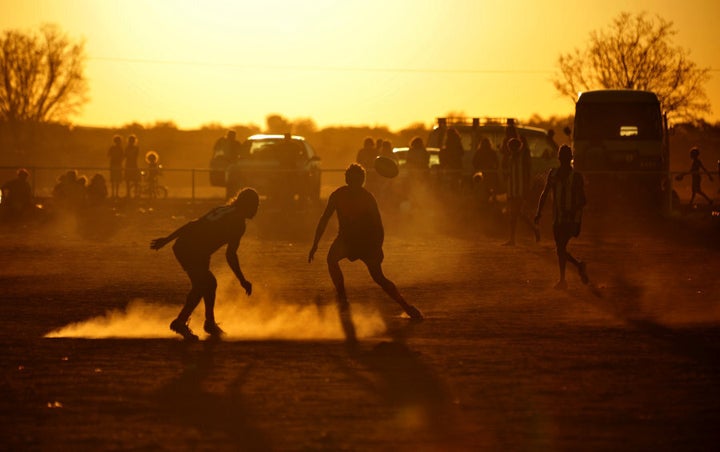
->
<box><xmin>1</xmin><ymin>194</ymin><xmax>719</xmax><ymax>451</ymax></box>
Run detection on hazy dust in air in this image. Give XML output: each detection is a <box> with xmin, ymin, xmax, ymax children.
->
<box><xmin>44</xmin><ymin>277</ymin><xmax>387</xmax><ymax>340</ymax></box>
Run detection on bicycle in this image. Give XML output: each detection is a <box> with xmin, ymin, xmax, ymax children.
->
<box><xmin>137</xmin><ymin>168</ymin><xmax>168</xmax><ymax>199</ymax></box>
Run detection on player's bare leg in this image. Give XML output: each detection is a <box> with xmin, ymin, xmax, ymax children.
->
<box><xmin>555</xmin><ymin>236</ymin><xmax>569</xmax><ymax>290</ymax></box>
<box><xmin>555</xmin><ymin>232</ymin><xmax>587</xmax><ymax>288</ymax></box>
<box><xmin>366</xmin><ymin>260</ymin><xmax>423</xmax><ymax>320</ymax></box>
<box><xmin>336</xmin><ymin>294</ymin><xmax>358</xmax><ymax>350</ymax></box>
<box><xmin>171</xmin><ymin>284</ymin><xmax>202</xmax><ymax>340</ymax></box>
<box><xmin>327</xmin><ymin>242</ymin><xmax>357</xmax><ymax>346</ymax></box>
<box><xmin>201</xmin><ymin>272</ymin><xmax>224</xmax><ymax>336</ymax></box>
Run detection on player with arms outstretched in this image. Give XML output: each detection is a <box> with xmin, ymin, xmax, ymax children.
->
<box><xmin>150</xmin><ymin>188</ymin><xmax>259</xmax><ymax>340</ymax></box>
<box><xmin>308</xmin><ymin>164</ymin><xmax>423</xmax><ymax>347</ymax></box>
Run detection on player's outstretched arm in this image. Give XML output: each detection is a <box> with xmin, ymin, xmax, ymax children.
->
<box><xmin>149</xmin><ymin>221</ymin><xmax>192</xmax><ymax>250</ymax></box>
<box><xmin>309</xmin><ymin>195</ymin><xmax>336</xmax><ymax>263</ymax></box>
<box><xmin>150</xmin><ymin>236</ymin><xmax>172</xmax><ymax>250</ymax></box>
<box><xmin>226</xmin><ymin>240</ymin><xmax>252</xmax><ymax>295</ymax></box>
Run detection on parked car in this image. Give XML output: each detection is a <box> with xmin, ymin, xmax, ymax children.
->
<box><xmin>210</xmin><ymin>133</ymin><xmax>321</xmax><ymax>203</ymax></box>
<box><xmin>390</xmin><ymin>147</ymin><xmax>441</xmax><ymax>169</ymax></box>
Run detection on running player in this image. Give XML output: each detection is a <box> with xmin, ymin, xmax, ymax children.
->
<box><xmin>534</xmin><ymin>145</ymin><xmax>588</xmax><ymax>289</ymax></box>
<box><xmin>676</xmin><ymin>147</ymin><xmax>714</xmax><ymax>205</ymax></box>
<box><xmin>150</xmin><ymin>188</ymin><xmax>259</xmax><ymax>340</ymax></box>
<box><xmin>308</xmin><ymin>164</ymin><xmax>423</xmax><ymax>346</ymax></box>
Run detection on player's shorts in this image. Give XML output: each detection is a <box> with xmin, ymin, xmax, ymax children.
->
<box><xmin>173</xmin><ymin>241</ymin><xmax>211</xmax><ymax>277</ymax></box>
<box><xmin>330</xmin><ymin>236</ymin><xmax>384</xmax><ymax>263</ymax></box>
<box><xmin>553</xmin><ymin>221</ymin><xmax>581</xmax><ymax>241</ymax></box>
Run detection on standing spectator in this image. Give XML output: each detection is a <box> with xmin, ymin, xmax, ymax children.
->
<box><xmin>356</xmin><ymin>137</ymin><xmax>377</xmax><ymax>171</ymax></box>
<box><xmin>504</xmin><ymin>138</ymin><xmax>539</xmax><ymax>246</ymax></box>
<box><xmin>108</xmin><ymin>135</ymin><xmax>124</xmax><ymax>198</ymax></box>
<box><xmin>1</xmin><ymin>168</ymin><xmax>34</xmax><ymax>221</ymax></box>
<box><xmin>406</xmin><ymin>136</ymin><xmax>429</xmax><ymax>170</ymax></box>
<box><xmin>500</xmin><ymin>119</ymin><xmax>521</xmax><ymax>180</ymax></box>
<box><xmin>213</xmin><ymin>129</ymin><xmax>244</xmax><ymax>162</ymax></box>
<box><xmin>124</xmin><ymin>134</ymin><xmax>141</xmax><ymax>198</ymax></box>
<box><xmin>439</xmin><ymin>127</ymin><xmax>464</xmax><ymax>189</ymax></box>
<box><xmin>439</xmin><ymin>127</ymin><xmax>464</xmax><ymax>170</ymax></box>
<box><xmin>676</xmin><ymin>147</ymin><xmax>714</xmax><ymax>205</ymax></box>
<box><xmin>472</xmin><ymin>138</ymin><xmax>500</xmax><ymax>203</ymax></box>
<box><xmin>375</xmin><ymin>138</ymin><xmax>384</xmax><ymax>157</ymax></box>
<box><xmin>145</xmin><ymin>150</ymin><xmax>161</xmax><ymax>200</ymax></box>
<box><xmin>535</xmin><ymin>145</ymin><xmax>588</xmax><ymax>290</ymax></box>
<box><xmin>380</xmin><ymin>140</ymin><xmax>395</xmax><ymax>159</ymax></box>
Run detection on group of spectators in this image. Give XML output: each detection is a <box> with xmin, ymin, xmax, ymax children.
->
<box><xmin>0</xmin><ymin>133</ymin><xmax>165</xmax><ymax>225</ymax></box>
<box><xmin>51</xmin><ymin>170</ymin><xmax>109</xmax><ymax>212</ymax></box>
<box><xmin>108</xmin><ymin>134</ymin><xmax>161</xmax><ymax>199</ymax></box>
<box><xmin>108</xmin><ymin>134</ymin><xmax>163</xmax><ymax>200</ymax></box>
<box><xmin>354</xmin><ymin>126</ymin><xmax>530</xmax><ymax>206</ymax></box>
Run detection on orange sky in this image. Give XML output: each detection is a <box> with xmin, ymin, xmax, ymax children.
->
<box><xmin>1</xmin><ymin>0</ymin><xmax>718</xmax><ymax>130</ymax></box>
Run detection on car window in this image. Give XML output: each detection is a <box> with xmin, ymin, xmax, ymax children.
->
<box><xmin>249</xmin><ymin>140</ymin><xmax>277</xmax><ymax>159</ymax></box>
<box><xmin>248</xmin><ymin>139</ymin><xmax>311</xmax><ymax>161</ymax></box>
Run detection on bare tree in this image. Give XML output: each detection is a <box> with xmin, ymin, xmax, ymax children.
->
<box><xmin>0</xmin><ymin>24</ymin><xmax>88</xmax><ymax>133</ymax></box>
<box><xmin>553</xmin><ymin>12</ymin><xmax>711</xmax><ymax>122</ymax></box>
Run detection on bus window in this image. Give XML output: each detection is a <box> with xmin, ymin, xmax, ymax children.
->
<box><xmin>620</xmin><ymin>126</ymin><xmax>639</xmax><ymax>137</ymax></box>
<box><xmin>574</xmin><ymin>102</ymin><xmax>663</xmax><ymax>140</ymax></box>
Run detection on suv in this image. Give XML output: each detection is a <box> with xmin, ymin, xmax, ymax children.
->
<box><xmin>210</xmin><ymin>134</ymin><xmax>321</xmax><ymax>202</ymax></box>
<box><xmin>427</xmin><ymin>117</ymin><xmax>559</xmax><ymax>194</ymax></box>
<box><xmin>427</xmin><ymin>117</ymin><xmax>558</xmax><ymax>175</ymax></box>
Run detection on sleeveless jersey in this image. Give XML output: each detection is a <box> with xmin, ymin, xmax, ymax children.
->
<box><xmin>550</xmin><ymin>168</ymin><xmax>584</xmax><ymax>224</ymax></box>
<box><xmin>331</xmin><ymin>186</ymin><xmax>383</xmax><ymax>256</ymax></box>
<box><xmin>175</xmin><ymin>205</ymin><xmax>246</xmax><ymax>256</ymax></box>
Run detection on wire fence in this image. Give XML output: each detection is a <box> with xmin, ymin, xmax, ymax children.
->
<box><xmin>0</xmin><ymin>165</ymin><xmax>714</xmax><ymax>213</ymax></box>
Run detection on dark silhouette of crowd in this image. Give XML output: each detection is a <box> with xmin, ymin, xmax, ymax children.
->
<box><xmin>1</xmin><ymin>168</ymin><xmax>36</xmax><ymax>222</ymax></box>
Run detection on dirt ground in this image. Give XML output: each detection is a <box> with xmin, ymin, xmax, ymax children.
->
<box><xmin>1</xmin><ymin>192</ymin><xmax>719</xmax><ymax>451</ymax></box>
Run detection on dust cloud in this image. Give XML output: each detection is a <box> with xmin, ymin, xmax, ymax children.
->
<box><xmin>44</xmin><ymin>279</ymin><xmax>387</xmax><ymax>341</ymax></box>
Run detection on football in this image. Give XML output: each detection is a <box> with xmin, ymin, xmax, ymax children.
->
<box><xmin>374</xmin><ymin>156</ymin><xmax>399</xmax><ymax>178</ymax></box>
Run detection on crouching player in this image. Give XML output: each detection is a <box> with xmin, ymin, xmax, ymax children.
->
<box><xmin>151</xmin><ymin>188</ymin><xmax>259</xmax><ymax>340</ymax></box>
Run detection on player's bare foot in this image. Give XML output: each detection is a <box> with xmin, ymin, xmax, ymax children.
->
<box><xmin>578</xmin><ymin>261</ymin><xmax>589</xmax><ymax>284</ymax></box>
<box><xmin>554</xmin><ymin>280</ymin><xmax>567</xmax><ymax>290</ymax></box>
<box><xmin>170</xmin><ymin>319</ymin><xmax>198</xmax><ymax>341</ymax></box>
<box><xmin>405</xmin><ymin>304</ymin><xmax>424</xmax><ymax>321</ymax></box>
<box><xmin>203</xmin><ymin>320</ymin><xmax>225</xmax><ymax>336</ymax></box>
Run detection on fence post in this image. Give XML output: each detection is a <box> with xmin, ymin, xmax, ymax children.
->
<box><xmin>667</xmin><ymin>169</ymin><xmax>673</xmax><ymax>215</ymax></box>
<box><xmin>191</xmin><ymin>169</ymin><xmax>195</xmax><ymax>202</ymax></box>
